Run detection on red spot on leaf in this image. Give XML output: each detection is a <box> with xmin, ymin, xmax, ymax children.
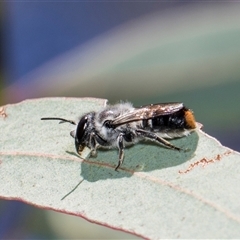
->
<box><xmin>179</xmin><ymin>149</ymin><xmax>232</xmax><ymax>174</ymax></box>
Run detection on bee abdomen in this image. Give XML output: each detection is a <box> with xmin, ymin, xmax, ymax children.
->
<box><xmin>142</xmin><ymin>107</ymin><xmax>196</xmax><ymax>131</ymax></box>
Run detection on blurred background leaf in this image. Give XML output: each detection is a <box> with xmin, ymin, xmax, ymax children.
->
<box><xmin>1</xmin><ymin>1</ymin><xmax>240</xmax><ymax>239</ymax></box>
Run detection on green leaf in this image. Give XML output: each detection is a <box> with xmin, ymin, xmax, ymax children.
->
<box><xmin>0</xmin><ymin>98</ymin><xmax>240</xmax><ymax>239</ymax></box>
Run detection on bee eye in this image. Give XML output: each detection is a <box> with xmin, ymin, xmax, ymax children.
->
<box><xmin>75</xmin><ymin>116</ymin><xmax>88</xmax><ymax>143</ymax></box>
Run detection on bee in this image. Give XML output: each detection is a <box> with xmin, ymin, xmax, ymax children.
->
<box><xmin>41</xmin><ymin>102</ymin><xmax>196</xmax><ymax>170</ymax></box>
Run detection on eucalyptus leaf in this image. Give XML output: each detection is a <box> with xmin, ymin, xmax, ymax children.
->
<box><xmin>0</xmin><ymin>98</ymin><xmax>240</xmax><ymax>239</ymax></box>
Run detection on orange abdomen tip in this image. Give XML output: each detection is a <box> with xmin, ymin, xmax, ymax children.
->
<box><xmin>185</xmin><ymin>109</ymin><xmax>196</xmax><ymax>129</ymax></box>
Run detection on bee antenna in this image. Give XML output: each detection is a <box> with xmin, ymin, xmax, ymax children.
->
<box><xmin>41</xmin><ymin>117</ymin><xmax>76</xmax><ymax>125</ymax></box>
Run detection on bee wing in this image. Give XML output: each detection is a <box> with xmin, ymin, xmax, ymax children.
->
<box><xmin>112</xmin><ymin>102</ymin><xmax>184</xmax><ymax>126</ymax></box>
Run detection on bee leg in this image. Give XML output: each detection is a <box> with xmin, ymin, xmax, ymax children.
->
<box><xmin>89</xmin><ymin>132</ymin><xmax>98</xmax><ymax>156</ymax></box>
<box><xmin>136</xmin><ymin>129</ymin><xmax>181</xmax><ymax>151</ymax></box>
<box><xmin>115</xmin><ymin>133</ymin><xmax>124</xmax><ymax>171</ymax></box>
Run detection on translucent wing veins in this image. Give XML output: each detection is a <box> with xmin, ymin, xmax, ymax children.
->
<box><xmin>112</xmin><ymin>102</ymin><xmax>184</xmax><ymax>126</ymax></box>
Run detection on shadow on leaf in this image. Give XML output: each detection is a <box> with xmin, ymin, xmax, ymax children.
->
<box><xmin>80</xmin><ymin>132</ymin><xmax>199</xmax><ymax>182</ymax></box>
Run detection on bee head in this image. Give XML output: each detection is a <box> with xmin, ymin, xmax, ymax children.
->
<box><xmin>75</xmin><ymin>115</ymin><xmax>89</xmax><ymax>154</ymax></box>
<box><xmin>41</xmin><ymin>114</ymin><xmax>92</xmax><ymax>155</ymax></box>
